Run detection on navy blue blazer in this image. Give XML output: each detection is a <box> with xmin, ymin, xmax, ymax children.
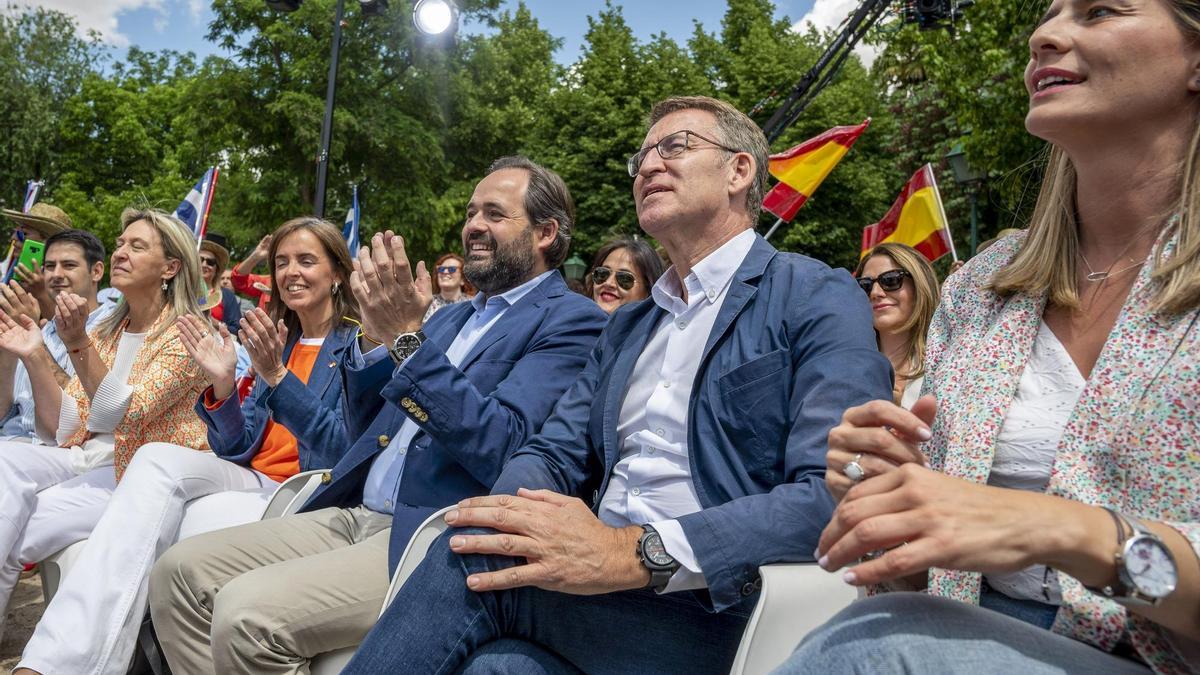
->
<box><xmin>492</xmin><ymin>236</ymin><xmax>893</xmax><ymax>612</ymax></box>
<box><xmin>195</xmin><ymin>323</ymin><xmax>356</xmax><ymax>472</ymax></box>
<box><xmin>299</xmin><ymin>272</ymin><xmax>607</xmax><ymax>569</ymax></box>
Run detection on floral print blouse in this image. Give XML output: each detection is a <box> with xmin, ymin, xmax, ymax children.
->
<box><xmin>919</xmin><ymin>231</ymin><xmax>1199</xmax><ymax>674</ymax></box>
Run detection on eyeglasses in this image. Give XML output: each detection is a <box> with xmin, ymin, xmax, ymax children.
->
<box><xmin>436</xmin><ymin>265</ymin><xmax>460</xmax><ymax>274</ymax></box>
<box><xmin>592</xmin><ymin>266</ymin><xmax>637</xmax><ymax>291</ymax></box>
<box><xmin>626</xmin><ymin>130</ymin><xmax>742</xmax><ymax>178</ymax></box>
<box><xmin>199</xmin><ymin>257</ymin><xmax>218</xmax><ymax>268</ymax></box>
<box><xmin>856</xmin><ymin>269</ymin><xmax>911</xmax><ymax>294</ymax></box>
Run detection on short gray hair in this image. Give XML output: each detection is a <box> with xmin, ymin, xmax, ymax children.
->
<box><xmin>647</xmin><ymin>96</ymin><xmax>770</xmax><ymax>221</ymax></box>
<box><xmin>486</xmin><ymin>156</ymin><xmax>575</xmax><ymax>269</ymax></box>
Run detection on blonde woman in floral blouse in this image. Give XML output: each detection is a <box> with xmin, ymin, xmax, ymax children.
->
<box><xmin>0</xmin><ymin>208</ymin><xmax>208</xmax><ymax>646</ymax></box>
<box><xmin>782</xmin><ymin>0</ymin><xmax>1200</xmax><ymax>673</ymax></box>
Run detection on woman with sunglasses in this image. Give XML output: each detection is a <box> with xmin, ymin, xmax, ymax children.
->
<box><xmin>425</xmin><ymin>252</ymin><xmax>475</xmax><ymax>322</ymax></box>
<box><xmin>585</xmin><ymin>237</ymin><xmax>665</xmax><ymax>314</ymax></box>
<box><xmin>853</xmin><ymin>242</ymin><xmax>939</xmax><ymax>408</ymax></box>
<box><xmin>784</xmin><ymin>0</ymin><xmax>1200</xmax><ymax>671</ymax></box>
<box><xmin>13</xmin><ymin>217</ymin><xmax>361</xmax><ymax>675</ymax></box>
<box><xmin>198</xmin><ymin>235</ymin><xmax>242</xmax><ymax>336</ymax></box>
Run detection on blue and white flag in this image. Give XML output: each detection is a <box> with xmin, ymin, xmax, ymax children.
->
<box><xmin>343</xmin><ymin>185</ymin><xmax>360</xmax><ymax>253</ymax></box>
<box><xmin>22</xmin><ymin>181</ymin><xmax>42</xmax><ymax>213</ymax></box>
<box><xmin>175</xmin><ymin>167</ymin><xmax>218</xmax><ymax>241</ymax></box>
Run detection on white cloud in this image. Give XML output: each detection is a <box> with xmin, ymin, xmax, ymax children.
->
<box><xmin>20</xmin><ymin>0</ymin><xmax>168</xmax><ymax>47</ymax></box>
<box><xmin>186</xmin><ymin>0</ymin><xmax>204</xmax><ymax>22</ymax></box>
<box><xmin>792</xmin><ymin>0</ymin><xmax>881</xmax><ymax>68</ymax></box>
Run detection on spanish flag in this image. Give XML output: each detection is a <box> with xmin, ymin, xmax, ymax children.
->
<box><xmin>861</xmin><ymin>164</ymin><xmax>955</xmax><ymax>263</ymax></box>
<box><xmin>762</xmin><ymin>119</ymin><xmax>870</xmax><ymax>221</ymax></box>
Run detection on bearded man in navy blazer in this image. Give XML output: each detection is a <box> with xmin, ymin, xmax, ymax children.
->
<box><xmin>148</xmin><ymin>157</ymin><xmax>607</xmax><ymax>674</ymax></box>
<box><xmin>345</xmin><ymin>97</ymin><xmax>894</xmax><ymax>673</ymax></box>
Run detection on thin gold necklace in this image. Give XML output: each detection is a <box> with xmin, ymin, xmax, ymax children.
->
<box><xmin>1077</xmin><ymin>251</ymin><xmax>1144</xmax><ymax>282</ymax></box>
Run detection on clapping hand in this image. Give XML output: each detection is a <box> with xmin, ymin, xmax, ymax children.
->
<box><xmin>0</xmin><ymin>310</ymin><xmax>44</xmax><ymax>359</ymax></box>
<box><xmin>824</xmin><ymin>396</ymin><xmax>935</xmax><ymax>503</ymax></box>
<box><xmin>349</xmin><ymin>231</ymin><xmax>432</xmax><ymax>348</ymax></box>
<box><xmin>239</xmin><ymin>308</ymin><xmax>288</xmax><ymax>387</ymax></box>
<box><xmin>0</xmin><ymin>280</ymin><xmax>41</xmax><ymax>325</ymax></box>
<box><xmin>177</xmin><ymin>314</ymin><xmax>239</xmax><ymax>400</ymax></box>
<box><xmin>53</xmin><ymin>292</ymin><xmax>91</xmax><ymax>351</ymax></box>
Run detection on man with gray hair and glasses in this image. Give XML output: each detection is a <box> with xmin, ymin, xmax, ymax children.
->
<box><xmin>345</xmin><ymin>96</ymin><xmax>891</xmax><ymax>673</ymax></box>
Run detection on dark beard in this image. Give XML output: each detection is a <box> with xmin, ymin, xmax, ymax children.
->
<box><xmin>463</xmin><ymin>230</ymin><xmax>537</xmax><ymax>295</ymax></box>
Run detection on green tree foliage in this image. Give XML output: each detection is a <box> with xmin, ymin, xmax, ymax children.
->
<box><xmin>2</xmin><ymin>0</ymin><xmax>1040</xmax><ymax>274</ymax></box>
<box><xmin>0</xmin><ymin>6</ymin><xmax>104</xmax><ymax>208</ymax></box>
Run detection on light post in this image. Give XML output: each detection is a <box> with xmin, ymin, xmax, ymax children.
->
<box><xmin>265</xmin><ymin>0</ymin><xmax>460</xmax><ymax>217</ymax></box>
<box><xmin>945</xmin><ymin>144</ymin><xmax>986</xmax><ymax>257</ymax></box>
<box><xmin>562</xmin><ymin>255</ymin><xmax>587</xmax><ymax>282</ymax></box>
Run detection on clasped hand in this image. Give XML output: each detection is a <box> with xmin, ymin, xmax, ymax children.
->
<box><xmin>348</xmin><ymin>231</ymin><xmax>431</xmax><ymax>348</ymax></box>
<box><xmin>444</xmin><ymin>488</ymin><xmax>649</xmax><ymax>595</ymax></box>
<box><xmin>818</xmin><ymin>396</ymin><xmax>1067</xmax><ymax>587</ymax></box>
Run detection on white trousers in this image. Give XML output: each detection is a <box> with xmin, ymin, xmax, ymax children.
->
<box><xmin>18</xmin><ymin>442</ymin><xmax>278</xmax><ymax>675</ymax></box>
<box><xmin>0</xmin><ymin>440</ymin><xmax>117</xmax><ymax>644</ymax></box>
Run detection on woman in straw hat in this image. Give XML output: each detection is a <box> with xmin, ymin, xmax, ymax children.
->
<box><xmin>197</xmin><ymin>233</ymin><xmax>243</xmax><ymax>335</ymax></box>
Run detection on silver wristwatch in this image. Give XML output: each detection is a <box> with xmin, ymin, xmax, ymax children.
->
<box><xmin>1087</xmin><ymin>509</ymin><xmax>1178</xmax><ymax>607</ymax></box>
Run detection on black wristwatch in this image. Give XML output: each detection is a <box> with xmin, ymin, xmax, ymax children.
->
<box><xmin>387</xmin><ymin>330</ymin><xmax>426</xmax><ymax>365</ymax></box>
<box><xmin>637</xmin><ymin>525</ymin><xmax>680</xmax><ymax>592</ymax></box>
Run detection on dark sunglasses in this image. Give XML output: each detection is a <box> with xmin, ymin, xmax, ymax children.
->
<box><xmin>436</xmin><ymin>265</ymin><xmax>460</xmax><ymax>274</ymax></box>
<box><xmin>592</xmin><ymin>266</ymin><xmax>637</xmax><ymax>291</ymax></box>
<box><xmin>856</xmin><ymin>269</ymin><xmax>911</xmax><ymax>294</ymax></box>
<box><xmin>199</xmin><ymin>256</ymin><xmax>218</xmax><ymax>268</ymax></box>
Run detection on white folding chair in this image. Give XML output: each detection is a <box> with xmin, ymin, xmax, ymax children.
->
<box><xmin>727</xmin><ymin>563</ymin><xmax>858</xmax><ymax>675</ymax></box>
<box><xmin>306</xmin><ymin>505</ymin><xmax>454</xmax><ymax>674</ymax></box>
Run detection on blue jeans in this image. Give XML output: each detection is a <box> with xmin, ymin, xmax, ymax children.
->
<box><xmin>344</xmin><ymin>528</ymin><xmax>752</xmax><ymax>674</ymax></box>
<box><xmin>775</xmin><ymin>593</ymin><xmax>1151</xmax><ymax>675</ymax></box>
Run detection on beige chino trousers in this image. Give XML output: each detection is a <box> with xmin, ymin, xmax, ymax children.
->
<box><xmin>148</xmin><ymin>505</ymin><xmax>392</xmax><ymax>675</ymax></box>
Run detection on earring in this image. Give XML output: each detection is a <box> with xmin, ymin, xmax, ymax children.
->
<box><xmin>161</xmin><ymin>280</ymin><xmax>168</xmax><ymax>291</ymax></box>
<box><xmin>331</xmin><ymin>282</ymin><xmax>341</xmax><ymax>295</ymax></box>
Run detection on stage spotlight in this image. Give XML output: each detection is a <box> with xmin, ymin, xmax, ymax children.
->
<box><xmin>413</xmin><ymin>0</ymin><xmax>457</xmax><ymax>35</ymax></box>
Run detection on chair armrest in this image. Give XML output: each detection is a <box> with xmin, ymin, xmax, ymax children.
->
<box><xmin>728</xmin><ymin>563</ymin><xmax>859</xmax><ymax>675</ymax></box>
<box><xmin>381</xmin><ymin>505</ymin><xmax>455</xmax><ymax>611</ymax></box>
<box><xmin>260</xmin><ymin>470</ymin><xmax>328</xmax><ymax>520</ymax></box>
<box><xmin>39</xmin><ymin>540</ymin><xmax>89</xmax><ymax>603</ymax></box>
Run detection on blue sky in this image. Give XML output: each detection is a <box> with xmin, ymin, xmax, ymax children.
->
<box><xmin>30</xmin><ymin>0</ymin><xmax>833</xmax><ymax>64</ymax></box>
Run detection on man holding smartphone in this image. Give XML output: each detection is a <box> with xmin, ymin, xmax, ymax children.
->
<box><xmin>0</xmin><ymin>202</ymin><xmax>72</xmax><ymax>318</ymax></box>
<box><xmin>0</xmin><ymin>228</ymin><xmax>111</xmax><ymax>443</ymax></box>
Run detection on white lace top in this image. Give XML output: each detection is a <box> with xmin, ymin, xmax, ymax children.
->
<box><xmin>985</xmin><ymin>320</ymin><xmax>1085</xmax><ymax>604</ymax></box>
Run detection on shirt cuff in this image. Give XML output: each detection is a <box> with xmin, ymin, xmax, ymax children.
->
<box><xmin>86</xmin><ymin>371</ymin><xmax>135</xmax><ymax>433</ymax></box>
<box><xmin>55</xmin><ymin>390</ymin><xmax>81</xmax><ymax>446</ymax></box>
<box><xmin>651</xmin><ymin>519</ymin><xmax>708</xmax><ymax>593</ymax></box>
<box><xmin>350</xmin><ymin>339</ymin><xmax>390</xmax><ymax>369</ymax></box>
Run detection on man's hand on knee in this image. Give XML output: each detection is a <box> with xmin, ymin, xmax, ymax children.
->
<box><xmin>445</xmin><ymin>489</ymin><xmax>650</xmax><ymax>595</ymax></box>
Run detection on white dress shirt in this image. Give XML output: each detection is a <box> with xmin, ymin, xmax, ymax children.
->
<box><xmin>361</xmin><ymin>270</ymin><xmax>553</xmax><ymax>514</ymax></box>
<box><xmin>597</xmin><ymin>228</ymin><xmax>756</xmax><ymax>593</ymax></box>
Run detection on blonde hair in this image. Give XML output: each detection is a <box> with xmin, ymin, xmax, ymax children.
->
<box><xmin>854</xmin><ymin>243</ymin><xmax>940</xmax><ymax>380</ymax></box>
<box><xmin>991</xmin><ymin>1</ymin><xmax>1200</xmax><ymax>314</ymax></box>
<box><xmin>96</xmin><ymin>208</ymin><xmax>205</xmax><ymax>340</ymax></box>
